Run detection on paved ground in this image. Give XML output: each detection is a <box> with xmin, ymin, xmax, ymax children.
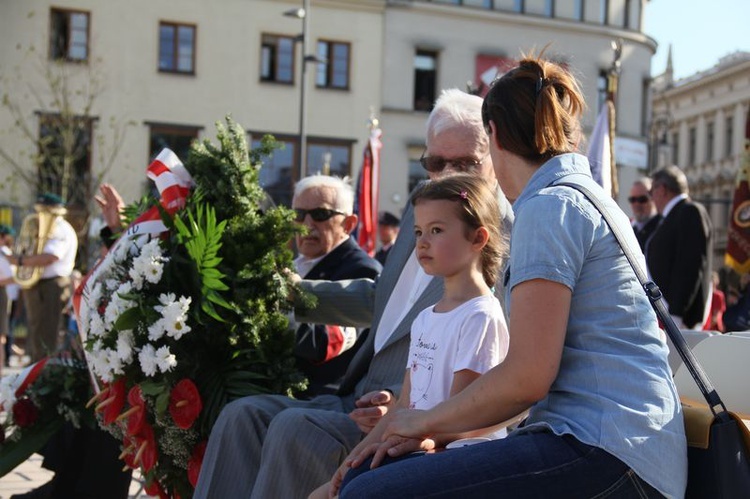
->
<box><xmin>0</xmin><ymin>357</ymin><xmax>145</xmax><ymax>499</ymax></box>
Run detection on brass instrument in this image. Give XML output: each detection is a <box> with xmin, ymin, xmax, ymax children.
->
<box><xmin>13</xmin><ymin>202</ymin><xmax>66</xmax><ymax>289</ymax></box>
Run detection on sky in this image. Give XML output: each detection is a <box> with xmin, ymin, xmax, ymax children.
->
<box><xmin>644</xmin><ymin>0</ymin><xmax>749</xmax><ymax>80</ymax></box>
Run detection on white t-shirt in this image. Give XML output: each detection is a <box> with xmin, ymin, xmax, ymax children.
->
<box><xmin>375</xmin><ymin>250</ymin><xmax>434</xmax><ymax>353</ymax></box>
<box><xmin>407</xmin><ymin>294</ymin><xmax>508</xmax><ymax>410</ymax></box>
<box><xmin>41</xmin><ymin>217</ymin><xmax>78</xmax><ymax>279</ymax></box>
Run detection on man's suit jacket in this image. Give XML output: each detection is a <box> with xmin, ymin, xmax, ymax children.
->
<box><xmin>646</xmin><ymin>198</ymin><xmax>712</xmax><ymax>328</ymax></box>
<box><xmin>633</xmin><ymin>214</ymin><xmax>661</xmax><ymax>251</ymax></box>
<box><xmin>293</xmin><ymin>237</ymin><xmax>381</xmax><ymax>395</ymax></box>
<box><xmin>298</xmin><ymin>185</ymin><xmax>514</xmax><ymax>399</ymax></box>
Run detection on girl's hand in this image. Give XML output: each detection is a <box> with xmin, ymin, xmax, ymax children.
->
<box><xmin>382</xmin><ymin>408</ymin><xmax>430</xmax><ymax>442</ymax></box>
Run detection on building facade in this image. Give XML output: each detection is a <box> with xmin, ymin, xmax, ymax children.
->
<box><xmin>650</xmin><ymin>51</ymin><xmax>750</xmax><ymax>267</ymax></box>
<box><xmin>0</xmin><ymin>0</ymin><xmax>655</xmax><ymax>249</ymax></box>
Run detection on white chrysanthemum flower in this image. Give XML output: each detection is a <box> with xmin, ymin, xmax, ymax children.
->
<box><xmin>88</xmin><ymin>313</ymin><xmax>106</xmax><ymax>338</ymax></box>
<box><xmin>105</xmin><ymin>278</ymin><xmax>120</xmax><ymax>292</ymax></box>
<box><xmin>89</xmin><ymin>282</ymin><xmax>103</xmax><ymax>309</ymax></box>
<box><xmin>0</xmin><ymin>374</ymin><xmax>18</xmax><ymax>409</ymax></box>
<box><xmin>116</xmin><ymin>330</ymin><xmax>135</xmax><ymax>364</ymax></box>
<box><xmin>89</xmin><ymin>348</ymin><xmax>111</xmax><ymax>381</ymax></box>
<box><xmin>144</xmin><ymin>260</ymin><xmax>164</xmax><ymax>284</ymax></box>
<box><xmin>154</xmin><ymin>345</ymin><xmax>177</xmax><ymax>373</ymax></box>
<box><xmin>148</xmin><ymin>319</ymin><xmax>166</xmax><ymax>342</ymax></box>
<box><xmin>165</xmin><ymin>316</ymin><xmax>191</xmax><ymax>340</ymax></box>
<box><xmin>107</xmin><ymin>349</ymin><xmax>125</xmax><ymax>377</ymax></box>
<box><xmin>157</xmin><ymin>293</ymin><xmax>177</xmax><ymax>309</ymax></box>
<box><xmin>139</xmin><ymin>344</ymin><xmax>159</xmax><ymax>377</ymax></box>
<box><xmin>117</xmin><ymin>281</ymin><xmax>133</xmax><ymax>297</ymax></box>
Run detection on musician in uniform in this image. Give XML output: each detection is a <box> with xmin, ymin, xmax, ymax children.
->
<box><xmin>3</xmin><ymin>193</ymin><xmax>78</xmax><ymax>362</ymax></box>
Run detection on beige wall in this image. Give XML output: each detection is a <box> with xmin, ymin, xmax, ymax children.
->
<box><xmin>1</xmin><ymin>0</ymin><xmax>655</xmax><ymax>229</ymax></box>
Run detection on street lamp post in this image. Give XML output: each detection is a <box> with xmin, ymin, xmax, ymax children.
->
<box><xmin>284</xmin><ymin>0</ymin><xmax>320</xmax><ymax>182</ymax></box>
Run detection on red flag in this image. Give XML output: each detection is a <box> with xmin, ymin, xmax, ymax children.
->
<box><xmin>355</xmin><ymin>127</ymin><xmax>382</xmax><ymax>256</ymax></box>
<box><xmin>725</xmin><ymin>109</ymin><xmax>750</xmax><ymax>273</ymax></box>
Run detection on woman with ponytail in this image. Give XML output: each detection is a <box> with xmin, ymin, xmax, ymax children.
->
<box><xmin>339</xmin><ymin>54</ymin><xmax>686</xmax><ymax>498</ymax></box>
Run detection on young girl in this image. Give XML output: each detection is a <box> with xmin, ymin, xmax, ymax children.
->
<box><xmin>310</xmin><ymin>173</ymin><xmax>510</xmax><ymax>498</ymax></box>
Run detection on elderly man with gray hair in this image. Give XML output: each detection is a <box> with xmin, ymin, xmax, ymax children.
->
<box><xmin>290</xmin><ymin>174</ymin><xmax>382</xmax><ymax>397</ymax></box>
<box><xmin>194</xmin><ymin>89</ymin><xmax>513</xmax><ymax>498</ymax></box>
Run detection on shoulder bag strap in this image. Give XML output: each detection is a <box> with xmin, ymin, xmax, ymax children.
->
<box><xmin>556</xmin><ymin>180</ymin><xmax>726</xmax><ymax>415</ymax></box>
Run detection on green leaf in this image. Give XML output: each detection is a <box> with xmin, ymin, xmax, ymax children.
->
<box><xmin>113</xmin><ymin>307</ymin><xmax>143</xmax><ymax>331</ymax></box>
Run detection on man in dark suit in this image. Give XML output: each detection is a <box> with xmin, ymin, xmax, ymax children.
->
<box><xmin>628</xmin><ymin>177</ymin><xmax>661</xmax><ymax>251</ymax></box>
<box><xmin>646</xmin><ymin>165</ymin><xmax>712</xmax><ymax>329</ymax></box>
<box><xmin>291</xmin><ymin>174</ymin><xmax>382</xmax><ymax>396</ymax></box>
<box><xmin>374</xmin><ymin>211</ymin><xmax>400</xmax><ymax>265</ymax></box>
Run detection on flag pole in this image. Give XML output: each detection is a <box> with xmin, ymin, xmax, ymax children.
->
<box><xmin>606</xmin><ymin>39</ymin><xmax>622</xmax><ymax>199</ymax></box>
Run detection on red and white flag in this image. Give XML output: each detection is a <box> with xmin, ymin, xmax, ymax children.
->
<box><xmin>354</xmin><ymin>128</ymin><xmax>382</xmax><ymax>256</ymax></box>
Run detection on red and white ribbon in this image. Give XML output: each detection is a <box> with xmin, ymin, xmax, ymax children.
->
<box><xmin>126</xmin><ymin>149</ymin><xmax>193</xmax><ymax>238</ymax></box>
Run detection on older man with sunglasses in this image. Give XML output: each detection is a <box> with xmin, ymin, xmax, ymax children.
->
<box><xmin>628</xmin><ymin>177</ymin><xmax>660</xmax><ymax>251</ymax></box>
<box><xmin>194</xmin><ymin>89</ymin><xmax>513</xmax><ymax>499</ymax></box>
<box><xmin>290</xmin><ymin>174</ymin><xmax>382</xmax><ymax>397</ymax></box>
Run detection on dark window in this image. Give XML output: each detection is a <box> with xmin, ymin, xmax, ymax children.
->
<box><xmin>706</xmin><ymin>122</ymin><xmax>714</xmax><ymax>162</ymax></box>
<box><xmin>316</xmin><ymin>40</ymin><xmax>350</xmax><ymax>89</ymax></box>
<box><xmin>514</xmin><ymin>0</ymin><xmax>524</xmax><ymax>13</ymax></box>
<box><xmin>600</xmin><ymin>0</ymin><xmax>609</xmax><ymax>24</ymax></box>
<box><xmin>159</xmin><ymin>22</ymin><xmax>196</xmax><ymax>74</ymax></box>
<box><xmin>251</xmin><ymin>135</ymin><xmax>353</xmax><ymax>207</ymax></box>
<box><xmin>671</xmin><ymin>132</ymin><xmax>679</xmax><ymax>164</ymax></box>
<box><xmin>261</xmin><ymin>34</ymin><xmax>295</xmax><ymax>84</ymax></box>
<box><xmin>462</xmin><ymin>0</ymin><xmax>494</xmax><ymax>8</ymax></box>
<box><xmin>574</xmin><ymin>0</ymin><xmax>584</xmax><ymax>20</ymax></box>
<box><xmin>148</xmin><ymin>124</ymin><xmax>200</xmax><ymax>164</ymax></box>
<box><xmin>50</xmin><ymin>8</ymin><xmax>89</xmax><ymax>62</ymax></box>
<box><xmin>623</xmin><ymin>0</ymin><xmax>631</xmax><ymax>28</ymax></box>
<box><xmin>38</xmin><ymin>114</ymin><xmax>92</xmax><ymax>209</ymax></box>
<box><xmin>688</xmin><ymin>126</ymin><xmax>696</xmax><ymax>165</ymax></box>
<box><xmin>306</xmin><ymin>141</ymin><xmax>351</xmax><ymax>177</ymax></box>
<box><xmin>544</xmin><ymin>0</ymin><xmax>554</xmax><ymax>17</ymax></box>
<box><xmin>414</xmin><ymin>50</ymin><xmax>438</xmax><ymax>112</ymax></box>
<box><xmin>725</xmin><ymin>115</ymin><xmax>734</xmax><ymax>158</ymax></box>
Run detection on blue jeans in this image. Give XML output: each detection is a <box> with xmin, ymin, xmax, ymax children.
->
<box><xmin>339</xmin><ymin>431</ymin><xmax>664</xmax><ymax>498</ymax></box>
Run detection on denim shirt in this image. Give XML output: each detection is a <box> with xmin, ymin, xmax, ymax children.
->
<box><xmin>507</xmin><ymin>153</ymin><xmax>687</xmax><ymax>498</ymax></box>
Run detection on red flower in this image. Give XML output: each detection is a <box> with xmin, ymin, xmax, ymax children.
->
<box><xmin>98</xmin><ymin>378</ymin><xmax>126</xmax><ymax>425</ymax></box>
<box><xmin>126</xmin><ymin>385</ymin><xmax>146</xmax><ymax>436</ymax></box>
<box><xmin>187</xmin><ymin>440</ymin><xmax>208</xmax><ymax>488</ymax></box>
<box><xmin>168</xmin><ymin>379</ymin><xmax>202</xmax><ymax>430</ymax></box>
<box><xmin>12</xmin><ymin>398</ymin><xmax>39</xmax><ymax>428</ymax></box>
<box><xmin>144</xmin><ymin>478</ymin><xmax>168</xmax><ymax>499</ymax></box>
<box><xmin>133</xmin><ymin>423</ymin><xmax>158</xmax><ymax>474</ymax></box>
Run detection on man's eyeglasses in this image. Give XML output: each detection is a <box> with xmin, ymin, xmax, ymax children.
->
<box><xmin>419</xmin><ymin>151</ymin><xmax>489</xmax><ymax>173</ymax></box>
<box><xmin>628</xmin><ymin>195</ymin><xmax>650</xmax><ymax>204</ymax></box>
<box><xmin>294</xmin><ymin>208</ymin><xmax>347</xmax><ymax>222</ymax></box>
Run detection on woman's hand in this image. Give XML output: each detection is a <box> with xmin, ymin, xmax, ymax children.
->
<box><xmin>382</xmin><ymin>408</ymin><xmax>430</xmax><ymax>443</ymax></box>
<box><xmin>370</xmin><ymin>435</ymin><xmax>436</xmax><ymax>467</ymax></box>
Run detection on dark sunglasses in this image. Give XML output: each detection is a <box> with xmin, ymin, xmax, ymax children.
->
<box><xmin>419</xmin><ymin>151</ymin><xmax>488</xmax><ymax>173</ymax></box>
<box><xmin>628</xmin><ymin>195</ymin><xmax>650</xmax><ymax>204</ymax></box>
<box><xmin>294</xmin><ymin>207</ymin><xmax>346</xmax><ymax>222</ymax></box>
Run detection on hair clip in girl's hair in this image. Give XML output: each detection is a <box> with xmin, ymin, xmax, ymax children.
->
<box><xmin>459</xmin><ymin>191</ymin><xmax>468</xmax><ymax>200</ymax></box>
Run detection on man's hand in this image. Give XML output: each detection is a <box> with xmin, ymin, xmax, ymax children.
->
<box><xmin>95</xmin><ymin>183</ymin><xmax>125</xmax><ymax>232</ymax></box>
<box><xmin>349</xmin><ymin>390</ymin><xmax>395</xmax><ymax>433</ymax></box>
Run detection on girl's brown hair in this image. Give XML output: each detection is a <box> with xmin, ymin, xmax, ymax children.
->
<box><xmin>410</xmin><ymin>174</ymin><xmax>506</xmax><ymax>288</ymax></box>
<box><xmin>482</xmin><ymin>53</ymin><xmax>585</xmax><ymax>162</ymax></box>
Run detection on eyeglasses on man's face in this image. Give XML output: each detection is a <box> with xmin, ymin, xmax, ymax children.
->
<box><xmin>628</xmin><ymin>195</ymin><xmax>650</xmax><ymax>204</ymax></box>
<box><xmin>294</xmin><ymin>207</ymin><xmax>346</xmax><ymax>223</ymax></box>
<box><xmin>419</xmin><ymin>151</ymin><xmax>489</xmax><ymax>173</ymax></box>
